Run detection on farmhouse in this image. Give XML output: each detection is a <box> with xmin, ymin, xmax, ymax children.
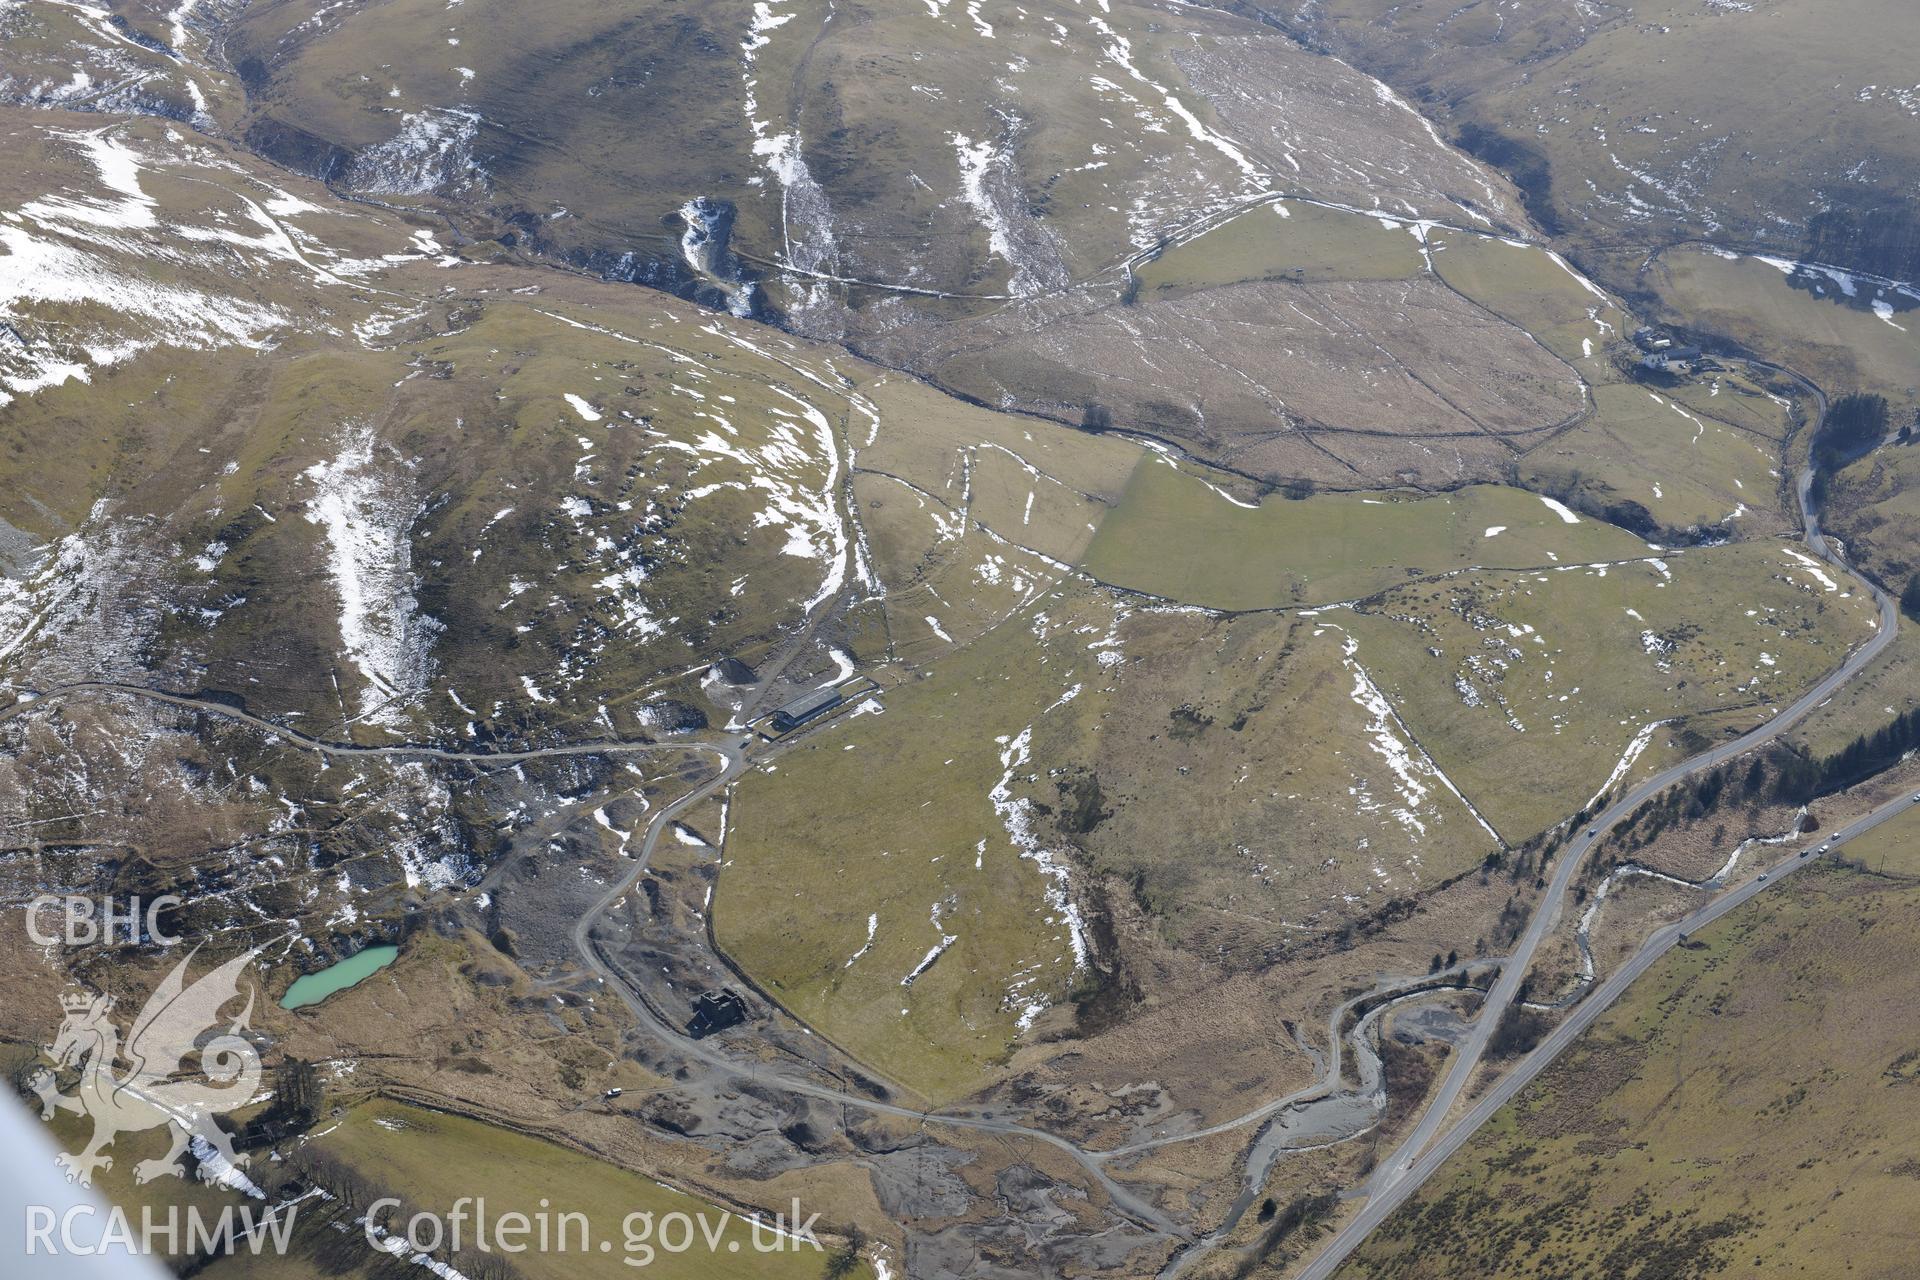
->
<box><xmin>772</xmin><ymin>686</ymin><xmax>843</xmax><ymax>732</ymax></box>
<box><xmin>1640</xmin><ymin>344</ymin><xmax>1703</xmax><ymax>373</ymax></box>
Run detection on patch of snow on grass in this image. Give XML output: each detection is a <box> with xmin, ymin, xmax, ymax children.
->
<box><xmin>1545</xmin><ymin>250</ymin><xmax>1609</xmax><ymax>300</ymax></box>
<box><xmin>1782</xmin><ymin>547</ymin><xmax>1838</xmax><ymax>592</ymax></box>
<box><xmin>188</xmin><ymin>1134</ymin><xmax>264</xmax><ymax>1199</ymax></box>
<box><xmin>740</xmin><ymin>3</ymin><xmax>841</xmax><ymax>316</ymax></box>
<box><xmin>951</xmin><ymin>132</ymin><xmax>1066</xmax><ymax>297</ymax></box>
<box><xmin>1087</xmin><ymin>14</ymin><xmax>1262</xmax><ymax>186</ymax></box>
<box><xmin>1538</xmin><ymin>495</ymin><xmax>1582</xmax><ymax>524</ymax></box>
<box><xmin>1586</xmin><ymin>719</ymin><xmax>1664</xmax><ymax>809</ymax></box>
<box><xmin>900</xmin><ymin>933</ymin><xmax>956</xmax><ymax>986</ymax></box>
<box><xmin>345</xmin><ymin>109</ymin><xmax>486</xmax><ymax>196</ymax></box>
<box><xmin>1338</xmin><ymin>630</ymin><xmax>1503</xmax><ymax>847</ymax></box>
<box><xmin>845</xmin><ymin>913</ymin><xmax>877</xmax><ymax>967</ymax></box>
<box><xmin>991</xmin><ymin>726</ymin><xmax>1089</xmax><ymax>974</ymax></box>
<box><xmin>0</xmin><ymin>129</ymin><xmax>288</xmax><ymax>404</ymax></box>
<box><xmin>301</xmin><ymin>428</ymin><xmax>440</xmax><ymax>727</ymax></box>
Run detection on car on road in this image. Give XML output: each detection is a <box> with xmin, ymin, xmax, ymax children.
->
<box><xmin>1758</xmin><ymin>873</ymin><xmax>1769</xmax><ymax>882</ymax></box>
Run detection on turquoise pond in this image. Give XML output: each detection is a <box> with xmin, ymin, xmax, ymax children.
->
<box><xmin>280</xmin><ymin>944</ymin><xmax>399</xmax><ymax>1009</ymax></box>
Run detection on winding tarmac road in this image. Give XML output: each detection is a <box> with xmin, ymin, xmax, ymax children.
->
<box><xmin>1296</xmin><ymin>778</ymin><xmax>1920</xmax><ymax>1279</ymax></box>
<box><xmin>1294</xmin><ymin>449</ymin><xmax>1899</xmax><ymax>1278</ymax></box>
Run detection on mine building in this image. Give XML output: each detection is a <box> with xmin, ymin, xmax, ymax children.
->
<box><xmin>687</xmin><ymin>988</ymin><xmax>749</xmax><ymax>1039</ymax></box>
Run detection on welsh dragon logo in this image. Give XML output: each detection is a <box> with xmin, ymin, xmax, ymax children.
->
<box><xmin>31</xmin><ymin>945</ymin><xmax>263</xmax><ymax>1188</ymax></box>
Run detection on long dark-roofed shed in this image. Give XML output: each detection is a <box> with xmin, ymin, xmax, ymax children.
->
<box><xmin>772</xmin><ymin>686</ymin><xmax>843</xmax><ymax>732</ymax></box>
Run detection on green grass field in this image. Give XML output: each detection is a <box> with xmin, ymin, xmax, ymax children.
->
<box><xmin>1663</xmin><ymin>374</ymin><xmax>1797</xmax><ymax>444</ymax></box>
<box><xmin>1790</xmin><ymin>620</ymin><xmax>1920</xmax><ymax>759</ymax></box>
<box><xmin>1066</xmin><ymin>609</ymin><xmax>1499</xmax><ymax>943</ymax></box>
<box><xmin>1082</xmin><ymin>464</ymin><xmax>1651</xmax><ymax>610</ymax></box>
<box><xmin>1828</xmin><ymin>803</ymin><xmax>1920</xmax><ymax>877</ymax></box>
<box><xmin>1345</xmin><ymin>541</ymin><xmax>1881</xmax><ymax>840</ymax></box>
<box><xmin>852</xmin><ymin>370</ymin><xmax>1141</xmax><ymax>566</ymax></box>
<box><xmin>715</xmin><ymin>577</ymin><xmax>1525</xmax><ymax>1104</ymax></box>
<box><xmin>1426</xmin><ymin>227</ymin><xmax>1622</xmax><ymax>374</ymax></box>
<box><xmin>302</xmin><ymin>1099</ymin><xmax>866</xmax><ymax>1279</ymax></box>
<box><xmin>1137</xmin><ymin>201</ymin><xmax>1423</xmax><ymax>298</ymax></box>
<box><xmin>1519</xmin><ymin>380</ymin><xmax>1791</xmax><ymax>535</ymax></box>
<box><xmin>715</xmin><ymin>586</ymin><xmax>1117</xmax><ymax>1101</ymax></box>
<box><xmin>31</xmin><ymin>1107</ymin><xmax>246</xmax><ymax>1266</ymax></box>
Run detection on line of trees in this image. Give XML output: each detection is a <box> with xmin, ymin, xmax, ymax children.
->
<box><xmin>1814</xmin><ymin>392</ymin><xmax>1891</xmax><ymax>472</ymax></box>
<box><xmin>1773</xmin><ymin>703</ymin><xmax>1920</xmax><ymax>802</ymax></box>
<box><xmin>1606</xmin><ymin>705</ymin><xmax>1920</xmax><ymax>858</ymax></box>
<box><xmin>1609</xmin><ymin>757</ymin><xmax>1761</xmax><ymax>856</ymax></box>
<box><xmin>1808</xmin><ymin>391</ymin><xmax>1890</xmax><ymax>507</ymax></box>
<box><xmin>238</xmin><ymin>1057</ymin><xmax>323</xmax><ymax>1147</ymax></box>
